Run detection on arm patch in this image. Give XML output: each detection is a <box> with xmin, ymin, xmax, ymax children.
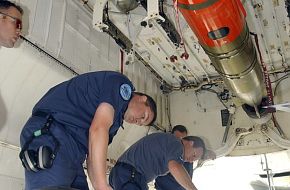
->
<box><xmin>120</xmin><ymin>84</ymin><xmax>132</xmax><ymax>101</ymax></box>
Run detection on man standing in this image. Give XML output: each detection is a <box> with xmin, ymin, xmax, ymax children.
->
<box><xmin>19</xmin><ymin>71</ymin><xmax>157</xmax><ymax>190</ymax></box>
<box><xmin>0</xmin><ymin>0</ymin><xmax>23</xmax><ymax>48</ymax></box>
<box><xmin>109</xmin><ymin>133</ymin><xmax>206</xmax><ymax>190</ymax></box>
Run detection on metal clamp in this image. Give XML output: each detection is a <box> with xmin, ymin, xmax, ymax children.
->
<box><xmin>93</xmin><ymin>0</ymin><xmax>109</xmax><ymax>32</ymax></box>
<box><xmin>142</xmin><ymin>0</ymin><xmax>165</xmax><ymax>24</ymax></box>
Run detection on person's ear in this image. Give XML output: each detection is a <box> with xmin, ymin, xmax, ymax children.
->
<box><xmin>183</xmin><ymin>140</ymin><xmax>193</xmax><ymax>147</ymax></box>
<box><xmin>189</xmin><ymin>141</ymin><xmax>194</xmax><ymax>147</ymax></box>
<box><xmin>140</xmin><ymin>95</ymin><xmax>147</xmax><ymax>103</ymax></box>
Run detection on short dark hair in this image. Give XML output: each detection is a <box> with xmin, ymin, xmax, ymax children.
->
<box><xmin>133</xmin><ymin>92</ymin><xmax>157</xmax><ymax>126</ymax></box>
<box><xmin>0</xmin><ymin>0</ymin><xmax>23</xmax><ymax>14</ymax></box>
<box><xmin>171</xmin><ymin>125</ymin><xmax>188</xmax><ymax>134</ymax></box>
<box><xmin>183</xmin><ymin>136</ymin><xmax>206</xmax><ymax>158</ymax></box>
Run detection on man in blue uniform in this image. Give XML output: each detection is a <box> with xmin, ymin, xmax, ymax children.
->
<box><xmin>0</xmin><ymin>1</ymin><xmax>23</xmax><ymax>48</ymax></box>
<box><xmin>19</xmin><ymin>71</ymin><xmax>157</xmax><ymax>190</ymax></box>
<box><xmin>155</xmin><ymin>125</ymin><xmax>216</xmax><ymax>190</ymax></box>
<box><xmin>109</xmin><ymin>133</ymin><xmax>206</xmax><ymax>190</ymax></box>
<box><xmin>155</xmin><ymin>125</ymin><xmax>193</xmax><ymax>190</ymax></box>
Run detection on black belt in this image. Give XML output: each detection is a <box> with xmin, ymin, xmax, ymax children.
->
<box><xmin>116</xmin><ymin>162</ymin><xmax>136</xmax><ymax>170</ymax></box>
<box><xmin>32</xmin><ymin>110</ymin><xmax>51</xmax><ymax>118</ymax></box>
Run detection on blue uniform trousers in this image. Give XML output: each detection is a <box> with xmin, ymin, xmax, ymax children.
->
<box><xmin>20</xmin><ymin>115</ymin><xmax>89</xmax><ymax>190</ymax></box>
<box><xmin>109</xmin><ymin>162</ymin><xmax>148</xmax><ymax>190</ymax></box>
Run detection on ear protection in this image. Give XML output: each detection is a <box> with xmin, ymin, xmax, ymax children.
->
<box><xmin>19</xmin><ymin>116</ymin><xmax>60</xmax><ymax>172</ymax></box>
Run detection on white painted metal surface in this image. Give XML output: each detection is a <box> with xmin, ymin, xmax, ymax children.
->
<box><xmin>1</xmin><ymin>0</ymin><xmax>290</xmax><ymax>189</ymax></box>
<box><xmin>1</xmin><ymin>0</ymin><xmax>166</xmax><ymax>189</ymax></box>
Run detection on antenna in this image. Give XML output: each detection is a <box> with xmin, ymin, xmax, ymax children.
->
<box><xmin>260</xmin><ymin>154</ymin><xmax>276</xmax><ymax>190</ymax></box>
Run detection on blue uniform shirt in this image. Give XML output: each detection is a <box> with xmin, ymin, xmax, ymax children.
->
<box><xmin>118</xmin><ymin>133</ymin><xmax>184</xmax><ymax>183</ymax></box>
<box><xmin>33</xmin><ymin>71</ymin><xmax>134</xmax><ymax>151</ymax></box>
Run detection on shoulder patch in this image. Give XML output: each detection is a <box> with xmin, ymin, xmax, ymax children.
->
<box><xmin>120</xmin><ymin>84</ymin><xmax>132</xmax><ymax>101</ymax></box>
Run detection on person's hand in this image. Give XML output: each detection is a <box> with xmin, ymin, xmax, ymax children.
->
<box><xmin>204</xmin><ymin>150</ymin><xmax>216</xmax><ymax>160</ymax></box>
<box><xmin>196</xmin><ymin>150</ymin><xmax>216</xmax><ymax>168</ymax></box>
